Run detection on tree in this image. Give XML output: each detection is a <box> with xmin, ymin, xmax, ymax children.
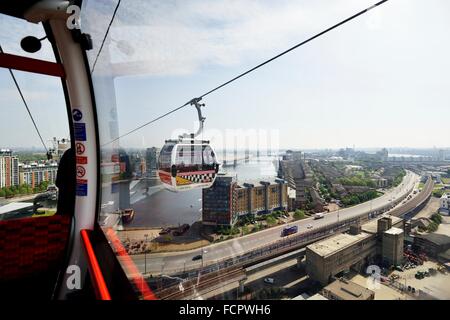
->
<box><xmin>427</xmin><ymin>221</ymin><xmax>439</xmax><ymax>233</ymax></box>
<box><xmin>294</xmin><ymin>209</ymin><xmax>305</xmax><ymax>220</ymax></box>
<box><xmin>431</xmin><ymin>213</ymin><xmax>442</xmax><ymax>225</ymax></box>
<box><xmin>4</xmin><ymin>188</ymin><xmax>13</xmax><ymax>198</ymax></box>
<box><xmin>266</xmin><ymin>216</ymin><xmax>277</xmax><ymax>226</ymax></box>
<box><xmin>0</xmin><ymin>189</ymin><xmax>5</xmax><ymax>197</ymax></box>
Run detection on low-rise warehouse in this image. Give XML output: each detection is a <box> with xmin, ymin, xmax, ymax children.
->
<box><xmin>306</xmin><ymin>230</ymin><xmax>377</xmax><ymax>285</ymax></box>
<box><xmin>321</xmin><ymin>278</ymin><xmax>375</xmax><ymax>300</ymax></box>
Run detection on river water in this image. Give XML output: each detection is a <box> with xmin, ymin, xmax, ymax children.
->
<box><xmin>127</xmin><ymin>156</ymin><xmax>278</xmax><ymax>228</ymax></box>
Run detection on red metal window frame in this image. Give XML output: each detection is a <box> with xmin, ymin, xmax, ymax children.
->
<box><xmin>80</xmin><ymin>229</ymin><xmax>112</xmax><ymax>300</ymax></box>
<box><xmin>0</xmin><ymin>52</ymin><xmax>65</xmax><ymax>78</ymax></box>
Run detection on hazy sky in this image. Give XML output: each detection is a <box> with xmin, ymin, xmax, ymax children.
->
<box><xmin>1</xmin><ymin>0</ymin><xmax>450</xmax><ymax>150</ymax></box>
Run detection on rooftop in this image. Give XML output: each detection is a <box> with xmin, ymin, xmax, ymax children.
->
<box><xmin>237</xmin><ymin>177</ymin><xmax>286</xmax><ymax>188</ymax></box>
<box><xmin>307</xmin><ymin>293</ymin><xmax>328</xmax><ymax>300</ymax></box>
<box><xmin>322</xmin><ymin>278</ymin><xmax>375</xmax><ymax>300</ymax></box>
<box><xmin>384</xmin><ymin>227</ymin><xmax>403</xmax><ymax>235</ymax></box>
<box><xmin>361</xmin><ymin>214</ymin><xmax>403</xmax><ymax>234</ymax></box>
<box><xmin>307</xmin><ymin>231</ymin><xmax>372</xmax><ymax>258</ymax></box>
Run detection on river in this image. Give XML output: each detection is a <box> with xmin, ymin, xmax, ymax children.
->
<box><xmin>126</xmin><ymin>156</ymin><xmax>279</xmax><ymax>228</ymax></box>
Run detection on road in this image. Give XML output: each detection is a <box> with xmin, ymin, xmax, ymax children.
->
<box><xmin>125</xmin><ymin>171</ymin><xmax>419</xmax><ymax>275</ymax></box>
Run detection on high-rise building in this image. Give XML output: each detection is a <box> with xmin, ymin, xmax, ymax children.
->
<box><xmin>0</xmin><ymin>149</ymin><xmax>19</xmax><ymax>188</ymax></box>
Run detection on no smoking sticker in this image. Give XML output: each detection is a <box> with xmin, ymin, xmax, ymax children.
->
<box><xmin>75</xmin><ymin>142</ymin><xmax>85</xmax><ymax>155</ymax></box>
<box><xmin>76</xmin><ymin>165</ymin><xmax>86</xmax><ymax>178</ymax></box>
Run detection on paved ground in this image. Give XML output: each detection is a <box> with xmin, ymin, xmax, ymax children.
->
<box><xmin>390</xmin><ymin>260</ymin><xmax>450</xmax><ymax>299</ymax></box>
<box><xmin>435</xmin><ymin>216</ymin><xmax>450</xmax><ymax>236</ymax></box>
<box><xmin>117</xmin><ymin>223</ymin><xmax>210</xmax><ymax>254</ymax></box>
<box><xmin>414</xmin><ymin>197</ymin><xmax>440</xmax><ymax>219</ymax></box>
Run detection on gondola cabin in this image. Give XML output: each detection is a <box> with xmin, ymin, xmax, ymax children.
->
<box><xmin>158</xmin><ymin>139</ymin><xmax>219</xmax><ymax>191</ymax></box>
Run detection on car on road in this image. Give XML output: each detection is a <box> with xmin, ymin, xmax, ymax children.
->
<box><xmin>264</xmin><ymin>277</ymin><xmax>274</xmax><ymax>284</ymax></box>
<box><xmin>313</xmin><ymin>213</ymin><xmax>324</xmax><ymax>220</ymax></box>
<box><xmin>306</xmin><ymin>224</ymin><xmax>313</xmax><ymax>229</ymax></box>
<box><xmin>281</xmin><ymin>225</ymin><xmax>298</xmax><ymax>237</ymax></box>
<box><xmin>192</xmin><ymin>255</ymin><xmax>202</xmax><ymax>261</ymax></box>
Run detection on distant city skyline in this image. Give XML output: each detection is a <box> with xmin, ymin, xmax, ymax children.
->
<box><xmin>1</xmin><ymin>0</ymin><xmax>450</xmax><ymax>149</ymax></box>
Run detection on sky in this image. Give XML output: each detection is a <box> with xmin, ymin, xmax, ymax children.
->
<box><xmin>1</xmin><ymin>0</ymin><xmax>450</xmax><ymax>151</ymax></box>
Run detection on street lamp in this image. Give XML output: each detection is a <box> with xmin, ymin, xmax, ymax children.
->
<box><xmin>144</xmin><ymin>234</ymin><xmax>148</xmax><ymax>275</ymax></box>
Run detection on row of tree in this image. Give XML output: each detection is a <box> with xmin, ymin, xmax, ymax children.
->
<box><xmin>338</xmin><ymin>176</ymin><xmax>377</xmax><ymax>188</ymax></box>
<box><xmin>0</xmin><ymin>181</ymin><xmax>49</xmax><ymax>198</ymax></box>
<box><xmin>341</xmin><ymin>190</ymin><xmax>380</xmax><ymax>207</ymax></box>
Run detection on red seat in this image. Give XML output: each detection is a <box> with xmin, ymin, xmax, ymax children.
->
<box><xmin>0</xmin><ymin>215</ymin><xmax>71</xmax><ymax>280</ymax></box>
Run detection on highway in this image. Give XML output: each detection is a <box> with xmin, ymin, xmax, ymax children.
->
<box><xmin>125</xmin><ymin>171</ymin><xmax>419</xmax><ymax>276</ymax></box>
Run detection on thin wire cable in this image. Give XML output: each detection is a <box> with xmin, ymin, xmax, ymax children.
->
<box><xmin>102</xmin><ymin>0</ymin><xmax>389</xmax><ymax>146</ymax></box>
<box><xmin>0</xmin><ymin>45</ymin><xmax>48</xmax><ymax>153</ymax></box>
<box><xmin>91</xmin><ymin>0</ymin><xmax>122</xmax><ymax>73</ymax></box>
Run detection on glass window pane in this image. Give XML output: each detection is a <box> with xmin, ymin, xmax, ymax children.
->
<box><xmin>0</xmin><ymin>14</ymin><xmax>69</xmax><ymax>220</ymax></box>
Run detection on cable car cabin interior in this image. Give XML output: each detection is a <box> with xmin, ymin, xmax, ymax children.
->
<box><xmin>0</xmin><ymin>1</ymin><xmax>140</xmax><ymax>300</ymax></box>
<box><xmin>158</xmin><ymin>140</ymin><xmax>219</xmax><ymax>191</ymax></box>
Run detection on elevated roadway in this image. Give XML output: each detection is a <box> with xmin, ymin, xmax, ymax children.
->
<box><xmin>125</xmin><ymin>171</ymin><xmax>421</xmax><ymax>276</ymax></box>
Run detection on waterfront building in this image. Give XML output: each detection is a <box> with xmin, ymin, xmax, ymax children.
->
<box><xmin>19</xmin><ymin>161</ymin><xmax>58</xmax><ymax>188</ymax></box>
<box><xmin>202</xmin><ymin>175</ymin><xmax>288</xmax><ymax>227</ymax></box>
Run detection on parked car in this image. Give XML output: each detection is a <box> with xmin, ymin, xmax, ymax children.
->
<box><xmin>306</xmin><ymin>224</ymin><xmax>313</xmax><ymax>229</ymax></box>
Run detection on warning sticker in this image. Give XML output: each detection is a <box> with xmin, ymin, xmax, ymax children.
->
<box><xmin>76</xmin><ymin>179</ymin><xmax>88</xmax><ymax>196</ymax></box>
<box><xmin>76</xmin><ymin>156</ymin><xmax>88</xmax><ymax>164</ymax></box>
<box><xmin>75</xmin><ymin>142</ymin><xmax>85</xmax><ymax>155</ymax></box>
<box><xmin>76</xmin><ymin>165</ymin><xmax>86</xmax><ymax>178</ymax></box>
<box><xmin>74</xmin><ymin>123</ymin><xmax>86</xmax><ymax>141</ymax></box>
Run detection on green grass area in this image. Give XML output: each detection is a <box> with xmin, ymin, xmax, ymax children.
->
<box><xmin>441</xmin><ymin>178</ymin><xmax>450</xmax><ymax>184</ymax></box>
<box><xmin>32</xmin><ymin>208</ymin><xmax>57</xmax><ymax>217</ymax></box>
<box><xmin>418</xmin><ymin>182</ymin><xmax>425</xmax><ymax>190</ymax></box>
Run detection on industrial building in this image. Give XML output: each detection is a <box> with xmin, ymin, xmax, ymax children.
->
<box><xmin>306</xmin><ymin>215</ymin><xmax>405</xmax><ymax>285</ymax></box>
<box><xmin>382</xmin><ymin>227</ymin><xmax>404</xmax><ymax>266</ymax></box>
<box><xmin>306</xmin><ymin>229</ymin><xmax>377</xmax><ymax>285</ymax></box>
<box><xmin>202</xmin><ymin>175</ymin><xmax>288</xmax><ymax>227</ymax></box>
<box><xmin>321</xmin><ymin>278</ymin><xmax>375</xmax><ymax>300</ymax></box>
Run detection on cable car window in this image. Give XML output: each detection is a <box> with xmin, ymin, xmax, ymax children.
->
<box><xmin>81</xmin><ymin>0</ymin><xmax>450</xmax><ymax>301</ymax></box>
<box><xmin>0</xmin><ymin>14</ymin><xmax>70</xmax><ymax>221</ymax></box>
